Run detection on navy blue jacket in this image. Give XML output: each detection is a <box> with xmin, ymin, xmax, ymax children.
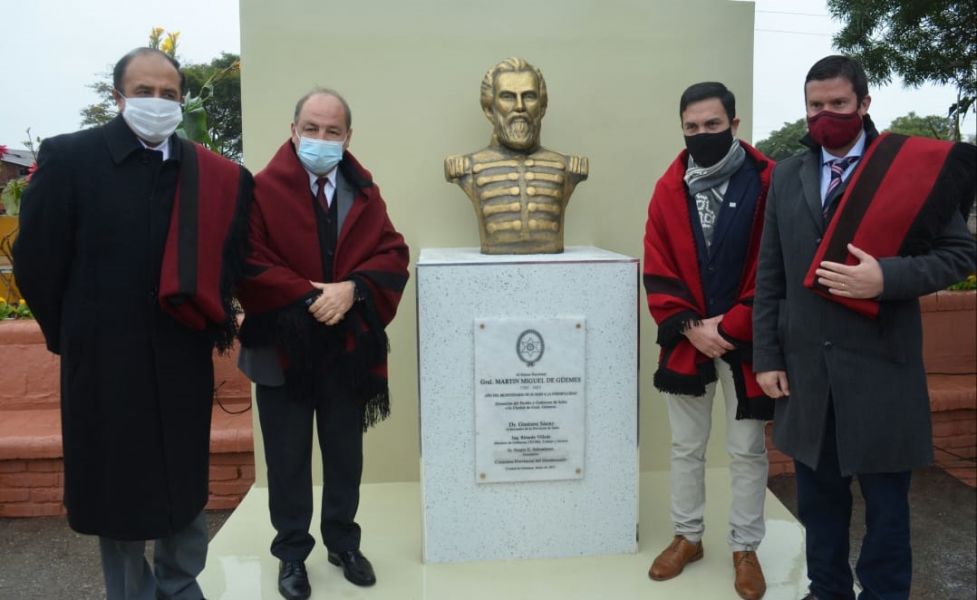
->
<box><xmin>688</xmin><ymin>157</ymin><xmax>762</xmax><ymax>318</ymax></box>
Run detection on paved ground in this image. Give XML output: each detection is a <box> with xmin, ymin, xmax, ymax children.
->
<box><xmin>768</xmin><ymin>466</ymin><xmax>977</xmax><ymax>600</ymax></box>
<box><xmin>0</xmin><ymin>511</ymin><xmax>230</xmax><ymax>600</ymax></box>
<box><xmin>0</xmin><ymin>468</ymin><xmax>973</xmax><ymax>599</ymax></box>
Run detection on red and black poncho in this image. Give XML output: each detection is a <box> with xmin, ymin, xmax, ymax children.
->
<box><xmin>236</xmin><ymin>141</ymin><xmax>410</xmax><ymax>429</ymax></box>
<box><xmin>804</xmin><ymin>133</ymin><xmax>977</xmax><ymax>317</ymax></box>
<box><xmin>159</xmin><ymin>139</ymin><xmax>252</xmax><ymax>351</ymax></box>
<box><xmin>643</xmin><ymin>142</ymin><xmax>775</xmax><ymax>420</ymax></box>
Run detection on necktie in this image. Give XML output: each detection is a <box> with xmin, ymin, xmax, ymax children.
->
<box><xmin>316</xmin><ymin>176</ymin><xmax>329</xmax><ymax>211</ymax></box>
<box><xmin>824</xmin><ymin>156</ymin><xmax>859</xmax><ymax>206</ymax></box>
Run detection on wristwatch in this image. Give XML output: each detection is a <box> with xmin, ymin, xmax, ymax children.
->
<box><xmin>351</xmin><ymin>280</ymin><xmax>365</xmax><ymax>303</ymax></box>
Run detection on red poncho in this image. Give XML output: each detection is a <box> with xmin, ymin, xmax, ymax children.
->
<box><xmin>643</xmin><ymin>142</ymin><xmax>774</xmax><ymax>420</ymax></box>
<box><xmin>805</xmin><ymin>133</ymin><xmax>977</xmax><ymax>317</ymax></box>
<box><xmin>159</xmin><ymin>139</ymin><xmax>252</xmax><ymax>351</ymax></box>
<box><xmin>237</xmin><ymin>141</ymin><xmax>410</xmax><ymax>428</ymax></box>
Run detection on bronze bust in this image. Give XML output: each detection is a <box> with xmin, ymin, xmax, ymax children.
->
<box><xmin>445</xmin><ymin>57</ymin><xmax>589</xmax><ymax>254</ymax></box>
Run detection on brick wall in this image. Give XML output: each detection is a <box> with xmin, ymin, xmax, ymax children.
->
<box><xmin>207</xmin><ymin>452</ymin><xmax>257</xmax><ymax>510</ymax></box>
<box><xmin>0</xmin><ymin>320</ymin><xmax>257</xmax><ymax>518</ymax></box>
<box><xmin>0</xmin><ymin>446</ymin><xmax>256</xmax><ymax>518</ymax></box>
<box><xmin>0</xmin><ymin>458</ymin><xmax>64</xmax><ymax>517</ymax></box>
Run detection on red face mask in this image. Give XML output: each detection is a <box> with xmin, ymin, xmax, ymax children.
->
<box><xmin>807</xmin><ymin>110</ymin><xmax>863</xmax><ymax>149</ymax></box>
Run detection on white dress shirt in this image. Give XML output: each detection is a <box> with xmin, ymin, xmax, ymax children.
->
<box><xmin>819</xmin><ymin>129</ymin><xmax>867</xmax><ymax>204</ymax></box>
<box><xmin>306</xmin><ymin>167</ymin><xmax>338</xmax><ymax>207</ymax></box>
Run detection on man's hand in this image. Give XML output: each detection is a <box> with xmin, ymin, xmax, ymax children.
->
<box><xmin>308</xmin><ymin>281</ymin><xmax>355</xmax><ymax>326</ymax></box>
<box><xmin>815</xmin><ymin>243</ymin><xmax>883</xmax><ymax>299</ymax></box>
<box><xmin>756</xmin><ymin>370</ymin><xmax>790</xmax><ymax>398</ymax></box>
<box><xmin>683</xmin><ymin>315</ymin><xmax>735</xmax><ymax>359</ymax></box>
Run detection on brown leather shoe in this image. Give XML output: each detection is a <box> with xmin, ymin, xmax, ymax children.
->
<box><xmin>732</xmin><ymin>550</ymin><xmax>766</xmax><ymax>600</ymax></box>
<box><xmin>648</xmin><ymin>535</ymin><xmax>703</xmax><ymax>581</ymax></box>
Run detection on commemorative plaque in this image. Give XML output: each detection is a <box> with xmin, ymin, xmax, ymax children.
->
<box><xmin>474</xmin><ymin>317</ymin><xmax>586</xmax><ymax>483</ymax></box>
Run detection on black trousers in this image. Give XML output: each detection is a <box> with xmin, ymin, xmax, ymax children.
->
<box><xmin>256</xmin><ymin>382</ymin><xmax>365</xmax><ymax>562</ymax></box>
<box><xmin>795</xmin><ymin>404</ymin><xmax>912</xmax><ymax>600</ymax></box>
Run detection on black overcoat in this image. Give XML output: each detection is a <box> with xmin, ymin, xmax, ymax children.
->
<box><xmin>13</xmin><ymin>116</ymin><xmax>233</xmax><ymax>540</ymax></box>
<box><xmin>752</xmin><ymin>124</ymin><xmax>976</xmax><ymax>475</ymax></box>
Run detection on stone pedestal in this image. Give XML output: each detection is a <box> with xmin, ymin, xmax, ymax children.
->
<box><xmin>417</xmin><ymin>246</ymin><xmax>639</xmax><ymax>563</ymax></box>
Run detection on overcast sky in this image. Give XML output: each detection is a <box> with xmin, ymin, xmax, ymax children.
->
<box><xmin>2</xmin><ymin>0</ymin><xmax>974</xmax><ymax>153</ymax></box>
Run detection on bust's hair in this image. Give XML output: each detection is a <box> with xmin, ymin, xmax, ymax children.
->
<box><xmin>480</xmin><ymin>57</ymin><xmax>548</xmax><ymax>113</ymax></box>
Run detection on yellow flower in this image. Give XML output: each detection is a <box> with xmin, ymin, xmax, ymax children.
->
<box><xmin>18</xmin><ymin>299</ymin><xmax>25</xmax><ymax>305</ymax></box>
<box><xmin>160</xmin><ymin>31</ymin><xmax>180</xmax><ymax>56</ymax></box>
<box><xmin>0</xmin><ymin>297</ymin><xmax>6</xmax><ymax>304</ymax></box>
<box><xmin>149</xmin><ymin>26</ymin><xmax>165</xmax><ymax>49</ymax></box>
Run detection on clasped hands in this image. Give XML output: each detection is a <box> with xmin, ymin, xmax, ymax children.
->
<box><xmin>684</xmin><ymin>315</ymin><xmax>734</xmax><ymax>359</ymax></box>
<box><xmin>308</xmin><ymin>281</ymin><xmax>355</xmax><ymax>326</ymax></box>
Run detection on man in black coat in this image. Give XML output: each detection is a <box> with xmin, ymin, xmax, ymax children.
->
<box><xmin>753</xmin><ymin>55</ymin><xmax>976</xmax><ymax>599</ymax></box>
<box><xmin>13</xmin><ymin>48</ymin><xmax>251</xmax><ymax>600</ymax></box>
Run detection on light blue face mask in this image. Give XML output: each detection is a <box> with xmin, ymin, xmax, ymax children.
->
<box><xmin>296</xmin><ymin>136</ymin><xmax>345</xmax><ymax>174</ymax></box>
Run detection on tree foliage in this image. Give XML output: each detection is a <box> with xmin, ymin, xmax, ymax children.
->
<box><xmin>181</xmin><ymin>53</ymin><xmax>242</xmax><ymax>161</ymax></box>
<box><xmin>77</xmin><ymin>28</ymin><xmax>242</xmax><ymax>161</ymax></box>
<box><xmin>827</xmin><ymin>0</ymin><xmax>977</xmax><ymax>140</ymax></box>
<box><xmin>755</xmin><ymin>118</ymin><xmax>807</xmax><ymax>161</ymax></box>
<box><xmin>885</xmin><ymin>111</ymin><xmax>953</xmax><ymax>140</ymax></box>
<box><xmin>79</xmin><ymin>79</ymin><xmax>115</xmax><ymax>129</ymax></box>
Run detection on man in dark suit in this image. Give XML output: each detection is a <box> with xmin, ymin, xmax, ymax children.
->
<box><xmin>236</xmin><ymin>89</ymin><xmax>409</xmax><ymax>600</ymax></box>
<box><xmin>14</xmin><ymin>48</ymin><xmax>252</xmax><ymax>600</ymax></box>
<box><xmin>753</xmin><ymin>55</ymin><xmax>976</xmax><ymax>599</ymax></box>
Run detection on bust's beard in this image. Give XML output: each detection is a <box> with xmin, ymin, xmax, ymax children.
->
<box><xmin>495</xmin><ymin>114</ymin><xmax>540</xmax><ymax>151</ymax></box>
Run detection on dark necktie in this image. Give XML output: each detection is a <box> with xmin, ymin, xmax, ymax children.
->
<box><xmin>316</xmin><ymin>176</ymin><xmax>329</xmax><ymax>211</ymax></box>
<box><xmin>824</xmin><ymin>156</ymin><xmax>859</xmax><ymax>211</ymax></box>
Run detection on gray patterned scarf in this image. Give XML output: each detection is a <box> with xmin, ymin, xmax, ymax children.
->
<box><xmin>684</xmin><ymin>141</ymin><xmax>746</xmax><ymax>248</ymax></box>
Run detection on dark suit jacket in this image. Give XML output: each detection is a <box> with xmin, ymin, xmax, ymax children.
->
<box><xmin>752</xmin><ymin>130</ymin><xmax>976</xmax><ymax>475</ymax></box>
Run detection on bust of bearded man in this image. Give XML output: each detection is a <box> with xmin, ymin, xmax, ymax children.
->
<box><xmin>445</xmin><ymin>57</ymin><xmax>589</xmax><ymax>254</ymax></box>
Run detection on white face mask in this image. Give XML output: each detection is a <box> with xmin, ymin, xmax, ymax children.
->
<box><xmin>296</xmin><ymin>136</ymin><xmax>346</xmax><ymax>175</ymax></box>
<box><xmin>120</xmin><ymin>96</ymin><xmax>183</xmax><ymax>144</ymax></box>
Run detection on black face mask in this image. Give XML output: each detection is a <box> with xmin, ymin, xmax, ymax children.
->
<box><xmin>684</xmin><ymin>128</ymin><xmax>733</xmax><ymax>167</ymax></box>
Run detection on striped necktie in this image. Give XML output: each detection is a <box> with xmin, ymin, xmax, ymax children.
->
<box><xmin>824</xmin><ymin>156</ymin><xmax>859</xmax><ymax>206</ymax></box>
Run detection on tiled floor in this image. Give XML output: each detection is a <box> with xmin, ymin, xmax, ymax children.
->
<box><xmin>1</xmin><ymin>467</ymin><xmax>973</xmax><ymax>599</ymax></box>
<box><xmin>199</xmin><ymin>468</ymin><xmax>809</xmax><ymax>599</ymax></box>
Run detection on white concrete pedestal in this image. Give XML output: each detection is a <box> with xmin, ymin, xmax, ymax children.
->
<box><xmin>417</xmin><ymin>246</ymin><xmax>639</xmax><ymax>563</ymax></box>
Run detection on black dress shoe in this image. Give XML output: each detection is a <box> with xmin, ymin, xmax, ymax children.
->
<box><xmin>327</xmin><ymin>549</ymin><xmax>377</xmax><ymax>586</ymax></box>
<box><xmin>278</xmin><ymin>560</ymin><xmax>311</xmax><ymax>600</ymax></box>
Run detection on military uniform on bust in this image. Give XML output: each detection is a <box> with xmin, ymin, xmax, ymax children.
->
<box><xmin>446</xmin><ymin>57</ymin><xmax>588</xmax><ymax>254</ymax></box>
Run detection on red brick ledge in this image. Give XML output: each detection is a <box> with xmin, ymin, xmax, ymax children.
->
<box><xmin>0</xmin><ymin>405</ymin><xmax>255</xmax><ymax>517</ymax></box>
